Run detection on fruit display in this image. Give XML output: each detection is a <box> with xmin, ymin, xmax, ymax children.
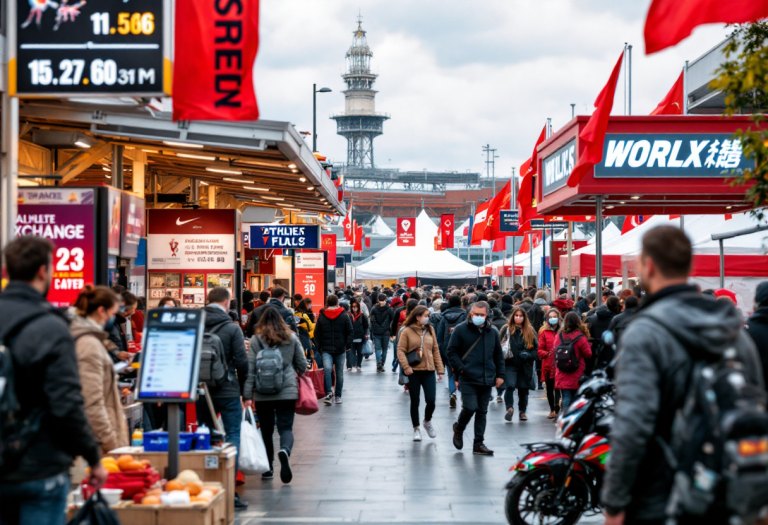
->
<box><xmin>136</xmin><ymin>470</ymin><xmax>220</xmax><ymax>506</ymax></box>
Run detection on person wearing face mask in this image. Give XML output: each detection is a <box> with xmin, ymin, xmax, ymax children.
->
<box><xmin>397</xmin><ymin>306</ymin><xmax>444</xmax><ymax>442</ymax></box>
<box><xmin>70</xmin><ymin>285</ymin><xmax>130</xmax><ymax>454</ymax></box>
<box><xmin>157</xmin><ymin>296</ymin><xmax>179</xmax><ymax>308</ymax></box>
<box><xmin>538</xmin><ymin>309</ymin><xmax>562</xmax><ymax>419</ymax></box>
<box><xmin>498</xmin><ymin>306</ymin><xmax>538</xmax><ymax>422</ymax></box>
<box><xmin>447</xmin><ymin>301</ymin><xmax>505</xmax><ymax>455</ymax></box>
<box><xmin>347</xmin><ymin>299</ymin><xmax>369</xmax><ymax>372</ymax></box>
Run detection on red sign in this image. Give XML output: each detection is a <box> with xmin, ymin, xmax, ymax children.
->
<box><xmin>440</xmin><ymin>214</ymin><xmax>455</xmax><ymax>248</ymax></box>
<box><xmin>551</xmin><ymin>240</ymin><xmax>589</xmax><ymax>269</ymax></box>
<box><xmin>172</xmin><ymin>0</ymin><xmax>260</xmax><ymax>121</ymax></box>
<box><xmin>321</xmin><ymin>234</ymin><xmax>337</xmax><ymax>265</ymax></box>
<box><xmin>16</xmin><ymin>188</ymin><xmax>95</xmax><ymax>308</ymax></box>
<box><xmin>397</xmin><ymin>217</ymin><xmax>416</xmax><ymax>247</ymax></box>
<box><xmin>294</xmin><ymin>252</ymin><xmax>325</xmax><ymax>318</ymax></box>
<box><xmin>434</xmin><ymin>236</ymin><xmax>445</xmax><ymax>251</ymax></box>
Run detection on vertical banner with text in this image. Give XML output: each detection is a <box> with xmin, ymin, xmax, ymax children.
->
<box><xmin>321</xmin><ymin>234</ymin><xmax>337</xmax><ymax>267</ymax></box>
<box><xmin>294</xmin><ymin>252</ymin><xmax>326</xmax><ymax>318</ymax></box>
<box><xmin>440</xmin><ymin>214</ymin><xmax>455</xmax><ymax>248</ymax></box>
<box><xmin>397</xmin><ymin>217</ymin><xmax>416</xmax><ymax>247</ymax></box>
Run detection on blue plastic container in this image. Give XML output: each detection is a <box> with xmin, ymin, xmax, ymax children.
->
<box><xmin>194</xmin><ymin>432</ymin><xmax>211</xmax><ymax>450</ymax></box>
<box><xmin>143</xmin><ymin>431</ymin><xmax>195</xmax><ymax>452</ymax></box>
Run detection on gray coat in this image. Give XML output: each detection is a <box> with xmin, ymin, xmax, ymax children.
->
<box><xmin>601</xmin><ymin>286</ymin><xmax>765</xmax><ymax>520</ymax></box>
<box><xmin>244</xmin><ymin>333</ymin><xmax>306</xmax><ymax>402</ymax></box>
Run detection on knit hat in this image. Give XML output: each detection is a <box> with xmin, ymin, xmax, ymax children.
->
<box><xmin>714</xmin><ymin>288</ymin><xmax>737</xmax><ymax>303</ymax></box>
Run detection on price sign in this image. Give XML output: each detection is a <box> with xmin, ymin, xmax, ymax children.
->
<box><xmin>294</xmin><ymin>252</ymin><xmax>326</xmax><ymax>318</ymax></box>
<box><xmin>14</xmin><ymin>0</ymin><xmax>169</xmax><ymax>96</ymax></box>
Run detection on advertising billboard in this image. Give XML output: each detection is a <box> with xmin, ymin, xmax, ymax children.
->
<box><xmin>248</xmin><ymin>224</ymin><xmax>320</xmax><ymax>250</ymax></box>
<box><xmin>396</xmin><ymin>217</ymin><xmax>416</xmax><ymax>247</ymax></box>
<box><xmin>120</xmin><ymin>192</ymin><xmax>145</xmax><ymax>259</ymax></box>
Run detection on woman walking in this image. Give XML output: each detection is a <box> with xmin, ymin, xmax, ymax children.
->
<box><xmin>397</xmin><ymin>305</ymin><xmax>444</xmax><ymax>441</ymax></box>
<box><xmin>555</xmin><ymin>311</ymin><xmax>592</xmax><ymax>409</ymax></box>
<box><xmin>348</xmin><ymin>299</ymin><xmax>369</xmax><ymax>372</ymax></box>
<box><xmin>295</xmin><ymin>298</ymin><xmax>316</xmax><ymax>356</ymax></box>
<box><xmin>244</xmin><ymin>308</ymin><xmax>307</xmax><ymax>483</ymax></box>
<box><xmin>538</xmin><ymin>309</ymin><xmax>562</xmax><ymax>419</ymax></box>
<box><xmin>500</xmin><ymin>307</ymin><xmax>537</xmax><ymax>422</ymax></box>
<box><xmin>71</xmin><ymin>285</ymin><xmax>129</xmax><ymax>454</ymax></box>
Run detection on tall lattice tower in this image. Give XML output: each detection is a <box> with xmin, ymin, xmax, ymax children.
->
<box><xmin>332</xmin><ymin>17</ymin><xmax>389</xmax><ymax>168</ymax></box>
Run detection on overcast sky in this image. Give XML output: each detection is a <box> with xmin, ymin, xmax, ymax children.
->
<box><xmin>255</xmin><ymin>1</ymin><xmax>730</xmax><ymax>178</ymax></box>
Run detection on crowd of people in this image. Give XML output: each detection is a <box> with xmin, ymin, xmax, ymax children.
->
<box><xmin>1</xmin><ymin>225</ymin><xmax>768</xmax><ymax>524</ymax></box>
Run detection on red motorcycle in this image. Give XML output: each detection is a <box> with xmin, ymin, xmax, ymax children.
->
<box><xmin>504</xmin><ymin>370</ymin><xmax>615</xmax><ymax>525</ymax></box>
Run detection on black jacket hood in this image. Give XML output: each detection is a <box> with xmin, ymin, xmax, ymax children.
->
<box><xmin>0</xmin><ymin>282</ymin><xmax>67</xmax><ymax>339</ymax></box>
<box><xmin>203</xmin><ymin>304</ymin><xmax>232</xmax><ymax>327</ymax></box>
<box><xmin>442</xmin><ymin>307</ymin><xmax>466</xmax><ymax>323</ymax></box>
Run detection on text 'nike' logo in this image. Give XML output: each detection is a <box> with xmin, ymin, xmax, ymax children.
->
<box><xmin>176</xmin><ymin>217</ymin><xmax>200</xmax><ymax>226</ymax></box>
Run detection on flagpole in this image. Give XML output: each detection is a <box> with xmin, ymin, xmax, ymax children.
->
<box><xmin>529</xmin><ymin>232</ymin><xmax>533</xmax><ymax>288</ymax></box>
<box><xmin>595</xmin><ymin>196</ymin><xmax>603</xmax><ymax>305</ymax></box>
<box><xmin>683</xmin><ymin>61</ymin><xmax>688</xmax><ymax>115</ymax></box>
<box><xmin>510</xmin><ymin>166</ymin><xmax>516</xmax><ymax>290</ymax></box>
<box><xmin>628</xmin><ymin>44</ymin><xmax>633</xmax><ymax>115</ymax></box>
<box><xmin>567</xmin><ymin>221</ymin><xmax>573</xmax><ymax>297</ymax></box>
<box><xmin>623</xmin><ymin>42</ymin><xmax>628</xmax><ymax>115</ymax></box>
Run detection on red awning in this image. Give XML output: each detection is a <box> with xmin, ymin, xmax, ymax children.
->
<box><xmin>561</xmin><ymin>252</ymin><xmax>768</xmax><ymax>278</ymax></box>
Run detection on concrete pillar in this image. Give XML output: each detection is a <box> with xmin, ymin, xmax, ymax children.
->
<box><xmin>208</xmin><ymin>185</ymin><xmax>217</xmax><ymax>209</ymax></box>
<box><xmin>189</xmin><ymin>179</ymin><xmax>200</xmax><ymax>204</ymax></box>
<box><xmin>131</xmin><ymin>151</ymin><xmax>146</xmax><ymax>198</ymax></box>
<box><xmin>1</xmin><ymin>94</ymin><xmax>19</xmax><ymax>247</ymax></box>
<box><xmin>112</xmin><ymin>145</ymin><xmax>124</xmax><ymax>189</ymax></box>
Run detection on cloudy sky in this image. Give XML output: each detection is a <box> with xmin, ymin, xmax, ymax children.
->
<box><xmin>255</xmin><ymin>1</ymin><xmax>730</xmax><ymax>178</ymax></box>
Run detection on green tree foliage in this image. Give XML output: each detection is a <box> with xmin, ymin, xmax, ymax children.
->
<box><xmin>711</xmin><ymin>22</ymin><xmax>768</xmax><ymax>217</ymax></box>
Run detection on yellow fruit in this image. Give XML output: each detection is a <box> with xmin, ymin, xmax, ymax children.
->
<box><xmin>103</xmin><ymin>463</ymin><xmax>120</xmax><ymax>473</ymax></box>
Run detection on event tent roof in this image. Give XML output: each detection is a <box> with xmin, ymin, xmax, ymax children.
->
<box><xmin>355</xmin><ymin>211</ymin><xmax>479</xmax><ymax>280</ymax></box>
<box><xmin>370</xmin><ymin>215</ymin><xmax>395</xmax><ymax>236</ymax></box>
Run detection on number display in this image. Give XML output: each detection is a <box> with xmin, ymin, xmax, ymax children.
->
<box><xmin>56</xmin><ymin>247</ymin><xmax>85</xmax><ymax>272</ymax></box>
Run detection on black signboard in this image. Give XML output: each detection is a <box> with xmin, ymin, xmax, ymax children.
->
<box><xmin>542</xmin><ymin>139</ymin><xmax>576</xmax><ymax>195</ymax></box>
<box><xmin>530</xmin><ymin>221</ymin><xmax>569</xmax><ymax>230</ymax></box>
<box><xmin>14</xmin><ymin>0</ymin><xmax>167</xmax><ymax>96</ymax></box>
<box><xmin>594</xmin><ymin>133</ymin><xmax>753</xmax><ymax>178</ymax></box>
<box><xmin>499</xmin><ymin>210</ymin><xmax>519</xmax><ymax>233</ymax></box>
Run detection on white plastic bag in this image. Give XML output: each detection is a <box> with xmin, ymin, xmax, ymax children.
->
<box><xmin>239</xmin><ymin>407</ymin><xmax>270</xmax><ymax>475</ymax></box>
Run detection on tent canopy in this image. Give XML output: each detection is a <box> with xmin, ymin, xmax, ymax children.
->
<box><xmin>370</xmin><ymin>215</ymin><xmax>395</xmax><ymax>236</ymax></box>
<box><xmin>355</xmin><ymin>210</ymin><xmax>479</xmax><ymax>280</ymax></box>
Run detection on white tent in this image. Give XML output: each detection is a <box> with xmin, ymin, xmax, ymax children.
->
<box><xmin>370</xmin><ymin>215</ymin><xmax>395</xmax><ymax>236</ymax></box>
<box><xmin>355</xmin><ymin>210</ymin><xmax>479</xmax><ymax>279</ymax></box>
<box><xmin>520</xmin><ymin>223</ymin><xmax>620</xmax><ymax>276</ymax></box>
<box><xmin>692</xmin><ymin>213</ymin><xmax>768</xmax><ymax>255</ymax></box>
<box><xmin>454</xmin><ymin>217</ymin><xmax>492</xmax><ymax>248</ymax></box>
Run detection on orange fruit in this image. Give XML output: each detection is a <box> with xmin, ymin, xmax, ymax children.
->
<box><xmin>141</xmin><ymin>495</ymin><xmax>161</xmax><ymax>505</ymax></box>
<box><xmin>184</xmin><ymin>482</ymin><xmax>202</xmax><ymax>496</ymax></box>
<box><xmin>165</xmin><ymin>480</ymin><xmax>184</xmax><ymax>492</ymax></box>
<box><xmin>116</xmin><ymin>455</ymin><xmax>135</xmax><ymax>471</ymax></box>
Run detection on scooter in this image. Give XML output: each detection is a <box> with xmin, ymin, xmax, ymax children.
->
<box><xmin>503</xmin><ymin>332</ymin><xmax>617</xmax><ymax>525</ymax></box>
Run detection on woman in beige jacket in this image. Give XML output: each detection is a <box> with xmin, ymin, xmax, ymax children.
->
<box><xmin>71</xmin><ymin>285</ymin><xmax>129</xmax><ymax>454</ymax></box>
<box><xmin>397</xmin><ymin>305</ymin><xmax>444</xmax><ymax>442</ymax></box>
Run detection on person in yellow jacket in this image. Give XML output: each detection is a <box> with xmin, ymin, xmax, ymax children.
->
<box><xmin>295</xmin><ymin>298</ymin><xmax>316</xmax><ymax>357</ymax></box>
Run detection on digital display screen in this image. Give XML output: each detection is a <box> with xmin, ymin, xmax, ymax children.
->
<box><xmin>138</xmin><ymin>327</ymin><xmax>198</xmax><ymax>400</ymax></box>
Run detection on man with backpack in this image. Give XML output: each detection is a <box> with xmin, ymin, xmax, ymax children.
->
<box><xmin>246</xmin><ymin>287</ymin><xmax>297</xmax><ymax>337</ymax></box>
<box><xmin>314</xmin><ymin>295</ymin><xmax>353</xmax><ymax>405</ymax></box>
<box><xmin>195</xmin><ymin>287</ymin><xmax>249</xmax><ymax>510</ymax></box>
<box><xmin>438</xmin><ymin>294</ymin><xmax>467</xmax><ymax>409</ymax></box>
<box><xmin>369</xmin><ymin>294</ymin><xmax>394</xmax><ymax>373</ymax></box>
<box><xmin>0</xmin><ymin>236</ymin><xmax>107</xmax><ymax>523</ymax></box>
<box><xmin>602</xmin><ymin>226</ymin><xmax>765</xmax><ymax>525</ymax></box>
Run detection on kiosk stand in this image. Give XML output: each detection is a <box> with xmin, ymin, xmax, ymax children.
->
<box><xmin>136</xmin><ymin>308</ymin><xmax>205</xmax><ymax>479</ymax></box>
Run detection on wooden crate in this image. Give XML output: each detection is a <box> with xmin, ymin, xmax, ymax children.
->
<box><xmin>114</xmin><ymin>484</ymin><xmax>226</xmax><ymax>525</ymax></box>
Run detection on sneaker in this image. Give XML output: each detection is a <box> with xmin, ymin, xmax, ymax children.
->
<box><xmin>449</xmin><ymin>394</ymin><xmax>457</xmax><ymax>409</ymax></box>
<box><xmin>413</xmin><ymin>428</ymin><xmax>422</xmax><ymax>442</ymax></box>
<box><xmin>547</xmin><ymin>411</ymin><xmax>557</xmax><ymax>419</ymax></box>
<box><xmin>496</xmin><ymin>396</ymin><xmax>503</xmax><ymax>404</ymax></box>
<box><xmin>423</xmin><ymin>420</ymin><xmax>436</xmax><ymax>439</ymax></box>
<box><xmin>452</xmin><ymin>422</ymin><xmax>463</xmax><ymax>450</ymax></box>
<box><xmin>347</xmin><ymin>367</ymin><xmax>352</xmax><ymax>371</ymax></box>
<box><xmin>335</xmin><ymin>397</ymin><xmax>342</xmax><ymax>404</ymax></box>
<box><xmin>357</xmin><ymin>366</ymin><xmax>362</xmax><ymax>372</ymax></box>
<box><xmin>278</xmin><ymin>448</ymin><xmax>293</xmax><ymax>484</ymax></box>
<box><xmin>504</xmin><ymin>408</ymin><xmax>514</xmax><ymax>422</ymax></box>
<box><xmin>234</xmin><ymin>492</ymin><xmax>249</xmax><ymax>509</ymax></box>
<box><xmin>261</xmin><ymin>470</ymin><xmax>274</xmax><ymax>480</ymax></box>
<box><xmin>520</xmin><ymin>412</ymin><xmax>528</xmax><ymax>421</ymax></box>
<box><xmin>473</xmin><ymin>444</ymin><xmax>494</xmax><ymax>456</ymax></box>
<box><xmin>323</xmin><ymin>393</ymin><xmax>333</xmax><ymax>406</ymax></box>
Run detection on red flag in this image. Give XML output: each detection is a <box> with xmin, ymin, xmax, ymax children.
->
<box><xmin>440</xmin><ymin>214</ymin><xmax>455</xmax><ymax>248</ymax></box>
<box><xmin>644</xmin><ymin>0</ymin><xmax>768</xmax><ymax>55</ymax></box>
<box><xmin>354</xmin><ymin>224</ymin><xmax>363</xmax><ymax>252</ymax></box>
<box><xmin>492</xmin><ymin>237</ymin><xmax>506</xmax><ymax>252</ymax></box>
<box><xmin>483</xmin><ymin>181</ymin><xmax>512</xmax><ymax>241</ymax></box>
<box><xmin>528</xmin><ymin>125</ymin><xmax>547</xmax><ymax>179</ymax></box>
<box><xmin>342</xmin><ymin>205</ymin><xmax>353</xmax><ymax>243</ymax></box>
<box><xmin>651</xmin><ymin>72</ymin><xmax>684</xmax><ymax>115</ymax></box>
<box><xmin>364</xmin><ymin>236</ymin><xmax>370</xmax><ymax>248</ymax></box>
<box><xmin>518</xmin><ymin>231</ymin><xmax>542</xmax><ymax>255</ymax></box>
<box><xmin>567</xmin><ymin>52</ymin><xmax>624</xmax><ymax>188</ymax></box>
<box><xmin>470</xmin><ymin>201</ymin><xmax>490</xmax><ymax>246</ymax></box>
<box><xmin>173</xmin><ymin>0</ymin><xmax>260</xmax><ymax>121</ymax></box>
<box><xmin>517</xmin><ymin>160</ymin><xmax>541</xmax><ymax>231</ymax></box>
<box><xmin>321</xmin><ymin>234</ymin><xmax>337</xmax><ymax>263</ymax></box>
<box><xmin>725</xmin><ymin>214</ymin><xmax>733</xmax><ymax>220</ymax></box>
<box><xmin>621</xmin><ymin>215</ymin><xmax>651</xmax><ymax>235</ymax></box>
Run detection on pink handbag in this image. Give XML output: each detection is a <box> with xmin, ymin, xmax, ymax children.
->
<box><xmin>295</xmin><ymin>374</ymin><xmax>319</xmax><ymax>415</ymax></box>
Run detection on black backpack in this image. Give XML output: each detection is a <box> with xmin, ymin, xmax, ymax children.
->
<box><xmin>443</xmin><ymin>311</ymin><xmax>466</xmax><ymax>337</ymax></box>
<box><xmin>199</xmin><ymin>321</ymin><xmax>231</xmax><ymax>388</ymax></box>
<box><xmin>659</xmin><ymin>347</ymin><xmax>768</xmax><ymax>523</ymax></box>
<box><xmin>0</xmin><ymin>312</ymin><xmax>46</xmax><ymax>469</ymax></box>
<box><xmin>555</xmin><ymin>334</ymin><xmax>584</xmax><ymax>373</ymax></box>
<box><xmin>253</xmin><ymin>338</ymin><xmax>285</xmax><ymax>395</ymax></box>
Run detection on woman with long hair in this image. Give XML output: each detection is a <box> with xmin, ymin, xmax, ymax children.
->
<box><xmin>295</xmin><ymin>298</ymin><xmax>316</xmax><ymax>357</ymax></box>
<box><xmin>70</xmin><ymin>285</ymin><xmax>129</xmax><ymax>453</ymax></box>
<box><xmin>397</xmin><ymin>305</ymin><xmax>444</xmax><ymax>442</ymax></box>
<box><xmin>244</xmin><ymin>307</ymin><xmax>307</xmax><ymax>483</ymax></box>
<box><xmin>538</xmin><ymin>308</ymin><xmax>563</xmax><ymax>419</ymax></box>
<box><xmin>555</xmin><ymin>311</ymin><xmax>593</xmax><ymax>409</ymax></box>
<box><xmin>499</xmin><ymin>306</ymin><xmax>538</xmax><ymax>422</ymax></box>
<box><xmin>347</xmin><ymin>299</ymin><xmax>369</xmax><ymax>372</ymax></box>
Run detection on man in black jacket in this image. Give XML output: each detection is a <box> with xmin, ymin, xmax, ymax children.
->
<box><xmin>246</xmin><ymin>287</ymin><xmax>297</xmax><ymax>337</ymax></box>
<box><xmin>586</xmin><ymin>295</ymin><xmax>621</xmax><ymax>371</ymax></box>
<box><xmin>602</xmin><ymin>226</ymin><xmax>764</xmax><ymax>525</ymax></box>
<box><xmin>314</xmin><ymin>295</ymin><xmax>353</xmax><ymax>405</ymax></box>
<box><xmin>0</xmin><ymin>236</ymin><xmax>107</xmax><ymax>522</ymax></box>
<box><xmin>197</xmin><ymin>287</ymin><xmax>249</xmax><ymax>509</ymax></box>
<box><xmin>369</xmin><ymin>294</ymin><xmax>394</xmax><ymax>373</ymax></box>
<box><xmin>608</xmin><ymin>295</ymin><xmax>639</xmax><ymax>346</ymax></box>
<box><xmin>437</xmin><ymin>295</ymin><xmax>467</xmax><ymax>408</ymax></box>
<box><xmin>746</xmin><ymin>281</ymin><xmax>768</xmax><ymax>384</ymax></box>
<box><xmin>518</xmin><ymin>296</ymin><xmax>544</xmax><ymax>332</ymax></box>
<box><xmin>447</xmin><ymin>301</ymin><xmax>505</xmax><ymax>455</ymax></box>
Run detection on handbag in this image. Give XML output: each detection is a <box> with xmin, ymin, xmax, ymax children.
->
<box><xmin>239</xmin><ymin>408</ymin><xmax>270</xmax><ymax>475</ymax></box>
<box><xmin>295</xmin><ymin>374</ymin><xmax>319</xmax><ymax>415</ymax></box>
<box><xmin>67</xmin><ymin>491</ymin><xmax>120</xmax><ymax>525</ymax></box>
<box><xmin>405</xmin><ymin>327</ymin><xmax>426</xmax><ymax>367</ymax></box>
<box><xmin>306</xmin><ymin>359</ymin><xmax>325</xmax><ymax>399</ymax></box>
<box><xmin>362</xmin><ymin>339</ymin><xmax>373</xmax><ymax>356</ymax></box>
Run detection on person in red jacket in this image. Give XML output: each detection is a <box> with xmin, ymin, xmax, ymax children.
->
<box><xmin>538</xmin><ymin>309</ymin><xmax>562</xmax><ymax>419</ymax></box>
<box><xmin>555</xmin><ymin>311</ymin><xmax>592</xmax><ymax>409</ymax></box>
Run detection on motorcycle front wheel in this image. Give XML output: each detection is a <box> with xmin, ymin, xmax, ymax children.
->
<box><xmin>505</xmin><ymin>469</ymin><xmax>586</xmax><ymax>525</ymax></box>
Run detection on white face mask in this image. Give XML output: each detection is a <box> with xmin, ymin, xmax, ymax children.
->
<box><xmin>420</xmin><ymin>317</ymin><xmax>430</xmax><ymax>325</ymax></box>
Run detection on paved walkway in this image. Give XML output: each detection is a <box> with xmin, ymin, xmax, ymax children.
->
<box><xmin>236</xmin><ymin>354</ymin><xmax>602</xmax><ymax>524</ymax></box>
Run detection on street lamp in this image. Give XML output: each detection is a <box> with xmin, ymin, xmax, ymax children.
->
<box><xmin>313</xmin><ymin>84</ymin><xmax>332</xmax><ymax>153</ymax></box>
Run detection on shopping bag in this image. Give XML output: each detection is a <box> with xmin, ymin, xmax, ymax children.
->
<box><xmin>295</xmin><ymin>374</ymin><xmax>319</xmax><ymax>415</ymax></box>
<box><xmin>67</xmin><ymin>491</ymin><xmax>120</xmax><ymax>525</ymax></box>
<box><xmin>306</xmin><ymin>360</ymin><xmax>325</xmax><ymax>399</ymax></box>
<box><xmin>239</xmin><ymin>407</ymin><xmax>270</xmax><ymax>475</ymax></box>
<box><xmin>398</xmin><ymin>366</ymin><xmax>409</xmax><ymax>386</ymax></box>
<box><xmin>362</xmin><ymin>339</ymin><xmax>373</xmax><ymax>356</ymax></box>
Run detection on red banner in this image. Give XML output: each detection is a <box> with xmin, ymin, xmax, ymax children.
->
<box><xmin>294</xmin><ymin>252</ymin><xmax>325</xmax><ymax>318</ymax></box>
<box><xmin>173</xmin><ymin>0</ymin><xmax>260</xmax><ymax>121</ymax></box>
<box><xmin>397</xmin><ymin>217</ymin><xmax>416</xmax><ymax>247</ymax></box>
<box><xmin>434</xmin><ymin>236</ymin><xmax>445</xmax><ymax>251</ymax></box>
<box><xmin>354</xmin><ymin>225</ymin><xmax>363</xmax><ymax>252</ymax></box>
<box><xmin>551</xmin><ymin>240</ymin><xmax>589</xmax><ymax>269</ymax></box>
<box><xmin>321</xmin><ymin>234</ymin><xmax>337</xmax><ymax>264</ymax></box>
<box><xmin>440</xmin><ymin>214</ymin><xmax>455</xmax><ymax>248</ymax></box>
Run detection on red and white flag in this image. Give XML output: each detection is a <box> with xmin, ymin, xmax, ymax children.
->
<box><xmin>621</xmin><ymin>215</ymin><xmax>650</xmax><ymax>235</ymax></box>
<box><xmin>397</xmin><ymin>218</ymin><xmax>416</xmax><ymax>247</ymax></box>
<box><xmin>342</xmin><ymin>205</ymin><xmax>353</xmax><ymax>243</ymax></box>
<box><xmin>440</xmin><ymin>214</ymin><xmax>455</xmax><ymax>248</ymax></box>
<box><xmin>470</xmin><ymin>201</ymin><xmax>490</xmax><ymax>246</ymax></box>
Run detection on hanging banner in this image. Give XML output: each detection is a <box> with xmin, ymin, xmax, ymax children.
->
<box><xmin>440</xmin><ymin>214</ymin><xmax>455</xmax><ymax>248</ymax></box>
<box><xmin>147</xmin><ymin>209</ymin><xmax>236</xmax><ymax>270</ymax></box>
<box><xmin>321</xmin><ymin>234</ymin><xmax>337</xmax><ymax>267</ymax></box>
<box><xmin>248</xmin><ymin>224</ymin><xmax>320</xmax><ymax>250</ymax></box>
<box><xmin>294</xmin><ymin>252</ymin><xmax>325</xmax><ymax>318</ymax></box>
<box><xmin>172</xmin><ymin>0</ymin><xmax>260</xmax><ymax>121</ymax></box>
<box><xmin>434</xmin><ymin>236</ymin><xmax>445</xmax><ymax>251</ymax></box>
<box><xmin>499</xmin><ymin>210</ymin><xmax>519</xmax><ymax>233</ymax></box>
<box><xmin>121</xmin><ymin>193</ymin><xmax>145</xmax><ymax>259</ymax></box>
<box><xmin>16</xmin><ymin>189</ymin><xmax>95</xmax><ymax>308</ymax></box>
<box><xmin>397</xmin><ymin>217</ymin><xmax>416</xmax><ymax>247</ymax></box>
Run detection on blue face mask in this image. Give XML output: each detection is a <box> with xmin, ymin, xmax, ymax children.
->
<box><xmin>472</xmin><ymin>315</ymin><xmax>485</xmax><ymax>326</ymax></box>
<box><xmin>548</xmin><ymin>317</ymin><xmax>559</xmax><ymax>326</ymax></box>
<box><xmin>105</xmin><ymin>316</ymin><xmax>116</xmax><ymax>330</ymax></box>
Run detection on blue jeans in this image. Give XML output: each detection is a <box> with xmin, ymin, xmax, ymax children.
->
<box><xmin>372</xmin><ymin>334</ymin><xmax>390</xmax><ymax>366</ymax></box>
<box><xmin>196</xmin><ymin>396</ymin><xmax>242</xmax><ymax>474</ymax></box>
<box><xmin>561</xmin><ymin>389</ymin><xmax>577</xmax><ymax>410</ymax></box>
<box><xmin>322</xmin><ymin>352</ymin><xmax>346</xmax><ymax>398</ymax></box>
<box><xmin>0</xmin><ymin>472</ymin><xmax>69</xmax><ymax>525</ymax></box>
<box><xmin>446</xmin><ymin>360</ymin><xmax>457</xmax><ymax>395</ymax></box>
